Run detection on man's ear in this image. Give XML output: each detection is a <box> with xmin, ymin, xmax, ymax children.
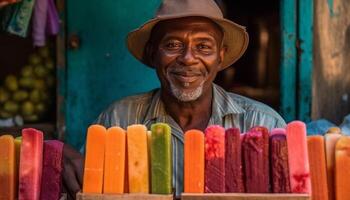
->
<box><xmin>218</xmin><ymin>45</ymin><xmax>227</xmax><ymax>70</ymax></box>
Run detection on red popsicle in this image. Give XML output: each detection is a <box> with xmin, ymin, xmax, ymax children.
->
<box><xmin>242</xmin><ymin>127</ymin><xmax>269</xmax><ymax>193</ymax></box>
<box><xmin>205</xmin><ymin>125</ymin><xmax>225</xmax><ymax>193</ymax></box>
<box><xmin>286</xmin><ymin>121</ymin><xmax>311</xmax><ymax>194</ymax></box>
<box><xmin>40</xmin><ymin>140</ymin><xmax>64</xmax><ymax>200</ymax></box>
<box><xmin>270</xmin><ymin>128</ymin><xmax>291</xmax><ymax>193</ymax></box>
<box><xmin>225</xmin><ymin>128</ymin><xmax>244</xmax><ymax>193</ymax></box>
<box><xmin>18</xmin><ymin>128</ymin><xmax>44</xmax><ymax>200</ymax></box>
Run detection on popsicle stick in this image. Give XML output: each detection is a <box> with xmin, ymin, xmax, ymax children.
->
<box><xmin>83</xmin><ymin>125</ymin><xmax>107</xmax><ymax>194</ymax></box>
<box><xmin>40</xmin><ymin>140</ymin><xmax>64</xmax><ymax>200</ymax></box>
<box><xmin>18</xmin><ymin>128</ymin><xmax>44</xmax><ymax>200</ymax></box>
<box><xmin>127</xmin><ymin>124</ymin><xmax>149</xmax><ymax>193</ymax></box>
<box><xmin>325</xmin><ymin>133</ymin><xmax>341</xmax><ymax>200</ymax></box>
<box><xmin>103</xmin><ymin>127</ymin><xmax>126</xmax><ymax>194</ymax></box>
<box><xmin>0</xmin><ymin>135</ymin><xmax>15</xmax><ymax>200</ymax></box>
<box><xmin>242</xmin><ymin>128</ymin><xmax>269</xmax><ymax>193</ymax></box>
<box><xmin>205</xmin><ymin>125</ymin><xmax>225</xmax><ymax>193</ymax></box>
<box><xmin>270</xmin><ymin>128</ymin><xmax>291</xmax><ymax>193</ymax></box>
<box><xmin>225</xmin><ymin>128</ymin><xmax>243</xmax><ymax>193</ymax></box>
<box><xmin>335</xmin><ymin>136</ymin><xmax>350</xmax><ymax>200</ymax></box>
<box><xmin>307</xmin><ymin>136</ymin><xmax>328</xmax><ymax>200</ymax></box>
<box><xmin>286</xmin><ymin>121</ymin><xmax>311</xmax><ymax>194</ymax></box>
<box><xmin>151</xmin><ymin>123</ymin><xmax>172</xmax><ymax>194</ymax></box>
<box><xmin>184</xmin><ymin>129</ymin><xmax>204</xmax><ymax>193</ymax></box>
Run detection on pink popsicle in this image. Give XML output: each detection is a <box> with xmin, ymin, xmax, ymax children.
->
<box><xmin>286</xmin><ymin>121</ymin><xmax>311</xmax><ymax>194</ymax></box>
<box><xmin>205</xmin><ymin>125</ymin><xmax>225</xmax><ymax>193</ymax></box>
<box><xmin>242</xmin><ymin>127</ymin><xmax>269</xmax><ymax>193</ymax></box>
<box><xmin>270</xmin><ymin>128</ymin><xmax>291</xmax><ymax>193</ymax></box>
<box><xmin>40</xmin><ymin>140</ymin><xmax>64</xmax><ymax>200</ymax></box>
<box><xmin>225</xmin><ymin>128</ymin><xmax>244</xmax><ymax>192</ymax></box>
<box><xmin>18</xmin><ymin>128</ymin><xmax>44</xmax><ymax>200</ymax></box>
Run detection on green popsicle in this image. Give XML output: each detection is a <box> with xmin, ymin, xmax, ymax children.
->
<box><xmin>150</xmin><ymin>123</ymin><xmax>172</xmax><ymax>194</ymax></box>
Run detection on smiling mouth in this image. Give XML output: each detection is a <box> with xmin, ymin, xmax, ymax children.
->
<box><xmin>171</xmin><ymin>73</ymin><xmax>200</xmax><ymax>83</ymax></box>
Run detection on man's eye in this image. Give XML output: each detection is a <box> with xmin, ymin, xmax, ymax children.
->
<box><xmin>165</xmin><ymin>42</ymin><xmax>182</xmax><ymax>49</ymax></box>
<box><xmin>197</xmin><ymin>44</ymin><xmax>211</xmax><ymax>50</ymax></box>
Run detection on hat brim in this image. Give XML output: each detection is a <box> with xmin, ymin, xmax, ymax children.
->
<box><xmin>127</xmin><ymin>14</ymin><xmax>249</xmax><ymax>70</ymax></box>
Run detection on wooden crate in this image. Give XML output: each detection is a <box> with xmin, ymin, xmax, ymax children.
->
<box><xmin>76</xmin><ymin>193</ymin><xmax>173</xmax><ymax>200</ymax></box>
<box><xmin>181</xmin><ymin>193</ymin><xmax>310</xmax><ymax>200</ymax></box>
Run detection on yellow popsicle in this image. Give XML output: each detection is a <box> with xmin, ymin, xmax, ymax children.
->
<box><xmin>127</xmin><ymin>124</ymin><xmax>149</xmax><ymax>193</ymax></box>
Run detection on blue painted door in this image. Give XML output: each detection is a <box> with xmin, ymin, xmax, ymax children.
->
<box><xmin>65</xmin><ymin>0</ymin><xmax>161</xmax><ymax>149</ymax></box>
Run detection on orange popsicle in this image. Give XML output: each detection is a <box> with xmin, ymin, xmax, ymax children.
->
<box><xmin>307</xmin><ymin>136</ymin><xmax>329</xmax><ymax>200</ymax></box>
<box><xmin>184</xmin><ymin>129</ymin><xmax>205</xmax><ymax>193</ymax></box>
<box><xmin>104</xmin><ymin>126</ymin><xmax>126</xmax><ymax>194</ymax></box>
<box><xmin>83</xmin><ymin>125</ymin><xmax>107</xmax><ymax>193</ymax></box>
<box><xmin>0</xmin><ymin>135</ymin><xmax>15</xmax><ymax>200</ymax></box>
<box><xmin>325</xmin><ymin>133</ymin><xmax>341</xmax><ymax>200</ymax></box>
<box><xmin>286</xmin><ymin>121</ymin><xmax>311</xmax><ymax>194</ymax></box>
<box><xmin>335</xmin><ymin>136</ymin><xmax>350</xmax><ymax>200</ymax></box>
<box><xmin>127</xmin><ymin>124</ymin><xmax>149</xmax><ymax>193</ymax></box>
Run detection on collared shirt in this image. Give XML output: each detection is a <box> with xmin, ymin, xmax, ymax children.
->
<box><xmin>95</xmin><ymin>84</ymin><xmax>286</xmax><ymax>196</ymax></box>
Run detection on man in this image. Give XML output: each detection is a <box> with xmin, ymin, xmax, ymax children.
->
<box><xmin>63</xmin><ymin>0</ymin><xmax>286</xmax><ymax>198</ymax></box>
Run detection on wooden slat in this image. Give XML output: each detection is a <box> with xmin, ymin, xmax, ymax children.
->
<box><xmin>182</xmin><ymin>193</ymin><xmax>310</xmax><ymax>200</ymax></box>
<box><xmin>76</xmin><ymin>193</ymin><xmax>173</xmax><ymax>200</ymax></box>
<box><xmin>297</xmin><ymin>0</ymin><xmax>313</xmax><ymax>122</ymax></box>
<box><xmin>280</xmin><ymin>0</ymin><xmax>297</xmax><ymax>122</ymax></box>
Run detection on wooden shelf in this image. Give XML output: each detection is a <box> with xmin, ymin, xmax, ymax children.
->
<box><xmin>0</xmin><ymin>123</ymin><xmax>56</xmax><ymax>139</ymax></box>
<box><xmin>76</xmin><ymin>193</ymin><xmax>173</xmax><ymax>200</ymax></box>
<box><xmin>181</xmin><ymin>193</ymin><xmax>310</xmax><ymax>200</ymax></box>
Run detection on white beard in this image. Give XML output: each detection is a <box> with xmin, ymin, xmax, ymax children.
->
<box><xmin>168</xmin><ymin>77</ymin><xmax>205</xmax><ymax>102</ymax></box>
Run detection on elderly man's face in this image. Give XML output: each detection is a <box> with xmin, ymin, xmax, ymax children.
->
<box><xmin>149</xmin><ymin>17</ymin><xmax>225</xmax><ymax>102</ymax></box>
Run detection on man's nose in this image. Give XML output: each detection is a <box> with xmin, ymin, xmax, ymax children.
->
<box><xmin>177</xmin><ymin>46</ymin><xmax>199</xmax><ymax>66</ymax></box>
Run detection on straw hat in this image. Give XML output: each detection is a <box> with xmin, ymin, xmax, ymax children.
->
<box><xmin>126</xmin><ymin>0</ymin><xmax>249</xmax><ymax>69</ymax></box>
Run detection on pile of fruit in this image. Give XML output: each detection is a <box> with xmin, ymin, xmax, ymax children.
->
<box><xmin>0</xmin><ymin>46</ymin><xmax>55</xmax><ymax>122</ymax></box>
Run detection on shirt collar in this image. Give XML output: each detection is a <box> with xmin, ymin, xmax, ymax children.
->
<box><xmin>144</xmin><ymin>83</ymin><xmax>245</xmax><ymax>123</ymax></box>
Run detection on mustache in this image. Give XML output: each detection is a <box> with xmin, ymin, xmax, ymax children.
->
<box><xmin>167</xmin><ymin>66</ymin><xmax>205</xmax><ymax>76</ymax></box>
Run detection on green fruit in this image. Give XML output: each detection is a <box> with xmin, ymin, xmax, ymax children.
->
<box><xmin>13</xmin><ymin>90</ymin><xmax>29</xmax><ymax>102</ymax></box>
<box><xmin>21</xmin><ymin>65</ymin><xmax>34</xmax><ymax>77</ymax></box>
<box><xmin>5</xmin><ymin>75</ymin><xmax>18</xmax><ymax>91</ymax></box>
<box><xmin>0</xmin><ymin>88</ymin><xmax>9</xmax><ymax>103</ymax></box>
<box><xmin>35</xmin><ymin>103</ymin><xmax>46</xmax><ymax>114</ymax></box>
<box><xmin>29</xmin><ymin>90</ymin><xmax>41</xmax><ymax>103</ymax></box>
<box><xmin>34</xmin><ymin>65</ymin><xmax>48</xmax><ymax>77</ymax></box>
<box><xmin>23</xmin><ymin>114</ymin><xmax>39</xmax><ymax>122</ymax></box>
<box><xmin>38</xmin><ymin>47</ymin><xmax>50</xmax><ymax>58</ymax></box>
<box><xmin>19</xmin><ymin>77</ymin><xmax>35</xmax><ymax>89</ymax></box>
<box><xmin>28</xmin><ymin>54</ymin><xmax>42</xmax><ymax>65</ymax></box>
<box><xmin>21</xmin><ymin>101</ymin><xmax>34</xmax><ymax>116</ymax></box>
<box><xmin>0</xmin><ymin>110</ymin><xmax>12</xmax><ymax>119</ymax></box>
<box><xmin>4</xmin><ymin>101</ymin><xmax>19</xmax><ymax>113</ymax></box>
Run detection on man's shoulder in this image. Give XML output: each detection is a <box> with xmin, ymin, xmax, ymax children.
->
<box><xmin>225</xmin><ymin>91</ymin><xmax>286</xmax><ymax>125</ymax></box>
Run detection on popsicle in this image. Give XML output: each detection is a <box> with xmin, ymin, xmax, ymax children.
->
<box><xmin>307</xmin><ymin>136</ymin><xmax>328</xmax><ymax>200</ymax></box>
<box><xmin>18</xmin><ymin>128</ymin><xmax>44</xmax><ymax>200</ymax></box>
<box><xmin>286</xmin><ymin>121</ymin><xmax>311</xmax><ymax>194</ymax></box>
<box><xmin>150</xmin><ymin>123</ymin><xmax>172</xmax><ymax>194</ymax></box>
<box><xmin>127</xmin><ymin>124</ymin><xmax>149</xmax><ymax>193</ymax></box>
<box><xmin>270</xmin><ymin>128</ymin><xmax>291</xmax><ymax>193</ymax></box>
<box><xmin>104</xmin><ymin>127</ymin><xmax>126</xmax><ymax>194</ymax></box>
<box><xmin>0</xmin><ymin>135</ymin><xmax>15</xmax><ymax>200</ymax></box>
<box><xmin>325</xmin><ymin>133</ymin><xmax>341</xmax><ymax>200</ymax></box>
<box><xmin>83</xmin><ymin>125</ymin><xmax>107</xmax><ymax>193</ymax></box>
<box><xmin>184</xmin><ymin>129</ymin><xmax>205</xmax><ymax>193</ymax></box>
<box><xmin>225</xmin><ymin>128</ymin><xmax>244</xmax><ymax>193</ymax></box>
<box><xmin>242</xmin><ymin>127</ymin><xmax>269</xmax><ymax>193</ymax></box>
<box><xmin>335</xmin><ymin>136</ymin><xmax>350</xmax><ymax>200</ymax></box>
<box><xmin>205</xmin><ymin>125</ymin><xmax>225</xmax><ymax>193</ymax></box>
<box><xmin>40</xmin><ymin>140</ymin><xmax>64</xmax><ymax>200</ymax></box>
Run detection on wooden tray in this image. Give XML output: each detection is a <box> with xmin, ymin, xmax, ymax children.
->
<box><xmin>76</xmin><ymin>192</ymin><xmax>173</xmax><ymax>200</ymax></box>
<box><xmin>181</xmin><ymin>193</ymin><xmax>310</xmax><ymax>200</ymax></box>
